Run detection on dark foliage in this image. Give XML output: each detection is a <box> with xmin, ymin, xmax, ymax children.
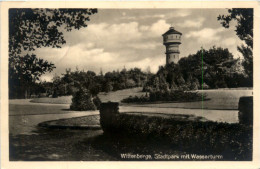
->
<box><xmin>218</xmin><ymin>8</ymin><xmax>253</xmax><ymax>86</ymax></box>
<box><xmin>52</xmin><ymin>89</ymin><xmax>58</xmax><ymax>98</ymax></box>
<box><xmin>122</xmin><ymin>90</ymin><xmax>206</xmax><ymax>103</ymax></box>
<box><xmin>101</xmin><ymin>113</ymin><xmax>252</xmax><ymax>161</ymax></box>
<box><xmin>9</xmin><ymin>8</ymin><xmax>98</xmax><ymax>99</ymax></box>
<box><xmin>9</xmin><ymin>8</ymin><xmax>98</xmax><ymax>55</ymax></box>
<box><xmin>179</xmin><ymin>46</ymin><xmax>248</xmax><ymax>89</ymax></box>
<box><xmin>49</xmin><ymin>67</ymin><xmax>152</xmax><ymax>97</ymax></box>
<box><xmin>144</xmin><ymin>46</ymin><xmax>251</xmax><ymax>93</ymax></box>
<box><xmin>9</xmin><ymin>54</ymin><xmax>55</xmax><ymax>99</ymax></box>
<box><xmin>70</xmin><ymin>88</ymin><xmax>97</xmax><ymax>111</ymax></box>
<box><xmin>93</xmin><ymin>96</ymin><xmax>102</xmax><ymax>110</ymax></box>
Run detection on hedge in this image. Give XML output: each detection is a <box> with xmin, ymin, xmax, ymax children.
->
<box><xmin>99</xmin><ymin>102</ymin><xmax>252</xmax><ymax>160</ymax></box>
<box><xmin>122</xmin><ymin>90</ymin><xmax>207</xmax><ymax>103</ymax></box>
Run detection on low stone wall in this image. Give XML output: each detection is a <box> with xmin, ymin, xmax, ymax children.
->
<box><xmin>99</xmin><ymin>102</ymin><xmax>119</xmax><ymax>132</ymax></box>
<box><xmin>238</xmin><ymin>96</ymin><xmax>253</xmax><ymax>125</ymax></box>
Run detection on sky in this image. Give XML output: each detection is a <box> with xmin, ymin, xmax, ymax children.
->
<box><xmin>32</xmin><ymin>9</ymin><xmax>243</xmax><ymax>82</ymax></box>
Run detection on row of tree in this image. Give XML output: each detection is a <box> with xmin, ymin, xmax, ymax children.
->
<box><xmin>32</xmin><ymin>67</ymin><xmax>152</xmax><ymax>98</ymax></box>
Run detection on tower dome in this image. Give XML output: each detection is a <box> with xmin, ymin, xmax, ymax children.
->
<box><xmin>162</xmin><ymin>27</ymin><xmax>182</xmax><ymax>65</ymax></box>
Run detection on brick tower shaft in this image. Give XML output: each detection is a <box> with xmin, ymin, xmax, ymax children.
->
<box><xmin>162</xmin><ymin>27</ymin><xmax>182</xmax><ymax>65</ymax></box>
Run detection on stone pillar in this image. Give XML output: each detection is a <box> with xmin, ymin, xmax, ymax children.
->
<box><xmin>99</xmin><ymin>102</ymin><xmax>119</xmax><ymax>132</ymax></box>
<box><xmin>238</xmin><ymin>96</ymin><xmax>253</xmax><ymax>125</ymax></box>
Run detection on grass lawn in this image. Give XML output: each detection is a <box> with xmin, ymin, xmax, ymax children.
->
<box><xmin>30</xmin><ymin>96</ymin><xmax>73</xmax><ymax>104</ymax></box>
<box><xmin>30</xmin><ymin>87</ymin><xmax>145</xmax><ymax>104</ymax></box>
<box><xmin>30</xmin><ymin>87</ymin><xmax>252</xmax><ymax>110</ymax></box>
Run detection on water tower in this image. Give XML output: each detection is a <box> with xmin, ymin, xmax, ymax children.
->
<box><xmin>162</xmin><ymin>27</ymin><xmax>182</xmax><ymax>65</ymax></box>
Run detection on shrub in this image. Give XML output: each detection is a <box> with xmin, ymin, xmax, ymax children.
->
<box><xmin>52</xmin><ymin>89</ymin><xmax>58</xmax><ymax>98</ymax></box>
<box><xmin>103</xmin><ymin>81</ymin><xmax>113</xmax><ymax>93</ymax></box>
<box><xmin>70</xmin><ymin>88</ymin><xmax>96</xmax><ymax>111</ymax></box>
<box><xmin>93</xmin><ymin>96</ymin><xmax>102</xmax><ymax>110</ymax></box>
<box><xmin>122</xmin><ymin>90</ymin><xmax>206</xmax><ymax>103</ymax></box>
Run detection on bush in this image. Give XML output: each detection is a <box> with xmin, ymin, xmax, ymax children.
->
<box><xmin>70</xmin><ymin>88</ymin><xmax>96</xmax><ymax>111</ymax></box>
<box><xmin>122</xmin><ymin>95</ymin><xmax>150</xmax><ymax>103</ymax></box>
<box><xmin>93</xmin><ymin>96</ymin><xmax>102</xmax><ymax>110</ymax></box>
<box><xmin>122</xmin><ymin>90</ymin><xmax>206</xmax><ymax>103</ymax></box>
<box><xmin>52</xmin><ymin>89</ymin><xmax>58</xmax><ymax>98</ymax></box>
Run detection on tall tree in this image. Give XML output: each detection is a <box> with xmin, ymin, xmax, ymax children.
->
<box><xmin>217</xmin><ymin>8</ymin><xmax>253</xmax><ymax>86</ymax></box>
<box><xmin>179</xmin><ymin>46</ymin><xmax>237</xmax><ymax>88</ymax></box>
<box><xmin>9</xmin><ymin>8</ymin><xmax>98</xmax><ymax>98</ymax></box>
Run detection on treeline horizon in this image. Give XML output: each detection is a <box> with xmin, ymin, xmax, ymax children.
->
<box><xmin>20</xmin><ymin>67</ymin><xmax>153</xmax><ymax>99</ymax></box>
<box><xmin>10</xmin><ymin>46</ymin><xmax>253</xmax><ymax>99</ymax></box>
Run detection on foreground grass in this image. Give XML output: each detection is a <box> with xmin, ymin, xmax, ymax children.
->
<box><xmin>9</xmin><ymin>129</ymin><xmax>116</xmax><ymax>161</ymax></box>
<box><xmin>10</xmin><ymin>125</ymin><xmax>251</xmax><ymax>161</ymax></box>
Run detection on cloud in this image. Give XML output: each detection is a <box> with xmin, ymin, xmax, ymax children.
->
<box><xmin>66</xmin><ymin>22</ymin><xmax>142</xmax><ymax>48</ymax></box>
<box><xmin>119</xmin><ymin>9</ymin><xmax>190</xmax><ymax>21</ymax></box>
<box><xmin>185</xmin><ymin>27</ymin><xmax>225</xmax><ymax>44</ymax></box>
<box><xmin>139</xmin><ymin>19</ymin><xmax>170</xmax><ymax>37</ymax></box>
<box><xmin>174</xmin><ymin>10</ymin><xmax>191</xmax><ymax>17</ymax></box>
<box><xmin>127</xmin><ymin>42</ymin><xmax>161</xmax><ymax>50</ymax></box>
<box><xmin>122</xmin><ymin>14</ymin><xmax>165</xmax><ymax>20</ymax></box>
<box><xmin>222</xmin><ymin>37</ymin><xmax>237</xmax><ymax>46</ymax></box>
<box><xmin>147</xmin><ymin>19</ymin><xmax>171</xmax><ymax>37</ymax></box>
<box><xmin>165</xmin><ymin>9</ymin><xmax>191</xmax><ymax>19</ymax></box>
<box><xmin>64</xmin><ymin>19</ymin><xmax>169</xmax><ymax>53</ymax></box>
<box><xmin>121</xmin><ymin>55</ymin><xmax>165</xmax><ymax>73</ymax></box>
<box><xmin>36</xmin><ymin>44</ymin><xmax>120</xmax><ymax>72</ymax></box>
<box><xmin>36</xmin><ymin>18</ymin><xmax>175</xmax><ymax>82</ymax></box>
<box><xmin>177</xmin><ymin>17</ymin><xmax>205</xmax><ymax>28</ymax></box>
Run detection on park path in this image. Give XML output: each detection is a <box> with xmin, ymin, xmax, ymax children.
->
<box><xmin>9</xmin><ymin>99</ymin><xmax>240</xmax><ymax>136</ymax></box>
<box><xmin>8</xmin><ymin>88</ymin><xmax>253</xmax><ymax>161</ymax></box>
<box><xmin>9</xmin><ymin>100</ymin><xmax>99</xmax><ymax>136</ymax></box>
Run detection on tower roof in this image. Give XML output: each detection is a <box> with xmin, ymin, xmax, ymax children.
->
<box><xmin>162</xmin><ymin>27</ymin><xmax>182</xmax><ymax>36</ymax></box>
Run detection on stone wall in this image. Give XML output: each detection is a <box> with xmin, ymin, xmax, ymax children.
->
<box><xmin>238</xmin><ymin>96</ymin><xmax>253</xmax><ymax>125</ymax></box>
<box><xmin>99</xmin><ymin>102</ymin><xmax>119</xmax><ymax>132</ymax></box>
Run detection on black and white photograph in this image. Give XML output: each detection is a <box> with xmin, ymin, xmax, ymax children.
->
<box><xmin>1</xmin><ymin>2</ymin><xmax>258</xmax><ymax>165</ymax></box>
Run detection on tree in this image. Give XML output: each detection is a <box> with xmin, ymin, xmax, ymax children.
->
<box><xmin>70</xmin><ymin>88</ymin><xmax>97</xmax><ymax>111</ymax></box>
<box><xmin>179</xmin><ymin>46</ymin><xmax>238</xmax><ymax>89</ymax></box>
<box><xmin>218</xmin><ymin>8</ymin><xmax>253</xmax><ymax>86</ymax></box>
<box><xmin>9</xmin><ymin>54</ymin><xmax>55</xmax><ymax>98</ymax></box>
<box><xmin>9</xmin><ymin>8</ymin><xmax>98</xmax><ymax>98</ymax></box>
<box><xmin>103</xmin><ymin>81</ymin><xmax>113</xmax><ymax>93</ymax></box>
